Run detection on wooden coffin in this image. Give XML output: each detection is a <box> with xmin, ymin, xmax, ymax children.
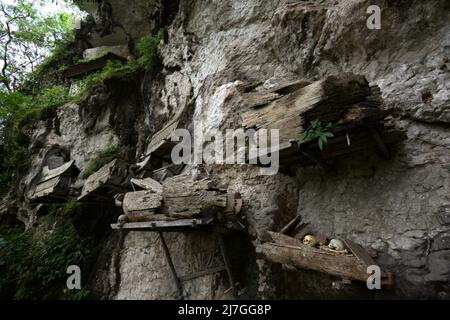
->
<box><xmin>242</xmin><ymin>73</ymin><xmax>405</xmax><ymax>168</ymax></box>
<box><xmin>130</xmin><ymin>177</ymin><xmax>163</xmax><ymax>193</ymax></box>
<box><xmin>161</xmin><ymin>174</ymin><xmax>228</xmax><ymax>219</ymax></box>
<box><xmin>30</xmin><ymin>160</ymin><xmax>80</xmax><ymax>203</ymax></box>
<box><xmin>136</xmin><ymin>106</ymin><xmax>189</xmax><ymax>171</ymax></box>
<box><xmin>152</xmin><ymin>163</ymin><xmax>185</xmax><ymax>182</ymax></box>
<box><xmin>122</xmin><ymin>190</ymin><xmax>163</xmax><ymax>222</ymax></box>
<box><xmin>78</xmin><ymin>159</ymin><xmax>130</xmax><ymax>202</ymax></box>
<box><xmin>256</xmin><ymin>231</ymin><xmax>392</xmax><ymax>286</ymax></box>
<box><xmin>113</xmin><ymin>174</ymin><xmax>245</xmax><ymax>229</ymax></box>
<box><xmin>63</xmin><ymin>52</ymin><xmax>127</xmax><ymax>79</ymax></box>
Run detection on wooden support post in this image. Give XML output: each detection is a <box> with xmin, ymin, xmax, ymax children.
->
<box><xmin>280</xmin><ymin>215</ymin><xmax>301</xmax><ymax>235</ymax></box>
<box><xmin>366</xmin><ymin>124</ymin><xmax>390</xmax><ymax>160</ymax></box>
<box><xmin>219</xmin><ymin>235</ymin><xmax>237</xmax><ymax>298</ymax></box>
<box><xmin>158</xmin><ymin>232</ymin><xmax>183</xmax><ymax>299</ymax></box>
<box><xmin>300</xmin><ymin>149</ymin><xmax>332</xmax><ymax>172</ymax></box>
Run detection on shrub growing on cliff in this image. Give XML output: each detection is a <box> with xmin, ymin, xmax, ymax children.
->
<box><xmin>137</xmin><ymin>29</ymin><xmax>165</xmax><ymax>71</ymax></box>
<box><xmin>0</xmin><ymin>85</ymin><xmax>70</xmax><ymax>192</ymax></box>
<box><xmin>0</xmin><ymin>220</ymin><xmax>92</xmax><ymax>300</ymax></box>
<box><xmin>82</xmin><ymin>144</ymin><xmax>121</xmax><ymax>179</ymax></box>
<box><xmin>0</xmin><ymin>227</ymin><xmax>30</xmax><ymax>299</ymax></box>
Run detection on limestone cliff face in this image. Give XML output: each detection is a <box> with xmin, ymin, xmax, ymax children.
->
<box><xmin>8</xmin><ymin>0</ymin><xmax>449</xmax><ymax>299</ymax></box>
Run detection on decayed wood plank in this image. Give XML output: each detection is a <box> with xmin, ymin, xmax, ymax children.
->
<box><xmin>40</xmin><ymin>160</ymin><xmax>78</xmax><ymax>182</ymax></box>
<box><xmin>163</xmin><ymin>192</ymin><xmax>227</xmax><ymax>218</ymax></box>
<box><xmin>163</xmin><ymin>175</ymin><xmax>213</xmax><ymax>194</ymax></box>
<box><xmin>33</xmin><ymin>177</ymin><xmax>60</xmax><ymax>195</ymax></box>
<box><xmin>63</xmin><ymin>52</ymin><xmax>126</xmax><ymax>78</ymax></box>
<box><xmin>78</xmin><ymin>159</ymin><xmax>129</xmax><ymax>200</ymax></box>
<box><xmin>267</xmin><ymin>231</ymin><xmax>305</xmax><ymax>247</ymax></box>
<box><xmin>279</xmin><ymin>216</ymin><xmax>301</xmax><ymax>234</ymax></box>
<box><xmin>130</xmin><ymin>177</ymin><xmax>163</xmax><ymax>193</ymax></box>
<box><xmin>158</xmin><ymin>232</ymin><xmax>183</xmax><ymax>298</ymax></box>
<box><xmin>123</xmin><ymin>190</ymin><xmax>163</xmax><ymax>214</ymax></box>
<box><xmin>126</xmin><ymin>213</ymin><xmax>177</xmax><ymax>222</ymax></box>
<box><xmin>256</xmin><ymin>242</ymin><xmax>369</xmax><ymax>282</ymax></box>
<box><xmin>242</xmin><ymin>73</ymin><xmax>381</xmax><ymax>144</ymax></box>
<box><xmin>152</xmin><ymin>164</ymin><xmax>185</xmax><ymax>182</ymax></box>
<box><xmin>145</xmin><ymin>119</ymin><xmax>180</xmax><ymax>156</ymax></box>
<box><xmin>110</xmin><ymin>217</ymin><xmax>215</xmax><ymax>230</ymax></box>
<box><xmin>243</xmin><ymin>91</ymin><xmax>282</xmax><ymax>109</ymax></box>
<box><xmin>179</xmin><ymin>266</ymin><xmax>226</xmax><ymax>282</ymax></box>
<box><xmin>343</xmin><ymin>239</ymin><xmax>386</xmax><ymax>277</ymax></box>
<box><xmin>30</xmin><ymin>160</ymin><xmax>79</xmax><ymax>202</ymax></box>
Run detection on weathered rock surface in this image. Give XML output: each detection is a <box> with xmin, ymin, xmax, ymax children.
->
<box><xmin>6</xmin><ymin>0</ymin><xmax>449</xmax><ymax>299</ymax></box>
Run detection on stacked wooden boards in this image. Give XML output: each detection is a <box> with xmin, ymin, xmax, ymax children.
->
<box><xmin>241</xmin><ymin>73</ymin><xmax>404</xmax><ymax>168</ymax></box>
<box><xmin>29</xmin><ymin>160</ymin><xmax>80</xmax><ymax>203</ymax></box>
<box><xmin>78</xmin><ymin>159</ymin><xmax>130</xmax><ymax>202</ymax></box>
<box><xmin>256</xmin><ymin>231</ymin><xmax>392</xmax><ymax>287</ymax></box>
<box><xmin>111</xmin><ymin>174</ymin><xmax>245</xmax><ymax>230</ymax></box>
<box><xmin>63</xmin><ymin>52</ymin><xmax>127</xmax><ymax>79</ymax></box>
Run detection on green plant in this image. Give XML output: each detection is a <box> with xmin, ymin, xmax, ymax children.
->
<box><xmin>298</xmin><ymin>119</ymin><xmax>335</xmax><ymax>150</ymax></box>
<box><xmin>82</xmin><ymin>144</ymin><xmax>120</xmax><ymax>179</ymax></box>
<box><xmin>0</xmin><ymin>85</ymin><xmax>70</xmax><ymax>192</ymax></box>
<box><xmin>0</xmin><ymin>227</ymin><xmax>31</xmax><ymax>298</ymax></box>
<box><xmin>1</xmin><ymin>0</ymin><xmax>77</xmax><ymax>92</ymax></box>
<box><xmin>49</xmin><ymin>199</ymin><xmax>80</xmax><ymax>217</ymax></box>
<box><xmin>70</xmin><ymin>60</ymin><xmax>138</xmax><ymax>100</ymax></box>
<box><xmin>65</xmin><ymin>287</ymin><xmax>91</xmax><ymax>300</ymax></box>
<box><xmin>137</xmin><ymin>29</ymin><xmax>165</xmax><ymax>71</ymax></box>
<box><xmin>8</xmin><ymin>223</ymin><xmax>92</xmax><ymax>300</ymax></box>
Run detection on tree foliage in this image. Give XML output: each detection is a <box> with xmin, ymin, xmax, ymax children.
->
<box><xmin>0</xmin><ymin>0</ymin><xmax>76</xmax><ymax>92</ymax></box>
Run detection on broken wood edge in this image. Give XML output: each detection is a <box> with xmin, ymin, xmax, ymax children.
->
<box><xmin>260</xmin><ymin>231</ymin><xmax>393</xmax><ymax>286</ymax></box>
<box><xmin>110</xmin><ymin>217</ymin><xmax>215</xmax><ymax>231</ymax></box>
<box><xmin>179</xmin><ymin>266</ymin><xmax>226</xmax><ymax>282</ymax></box>
<box><xmin>279</xmin><ymin>215</ymin><xmax>302</xmax><ymax>234</ymax></box>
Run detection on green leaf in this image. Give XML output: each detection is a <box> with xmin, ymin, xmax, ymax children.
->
<box><xmin>318</xmin><ymin>139</ymin><xmax>324</xmax><ymax>150</ymax></box>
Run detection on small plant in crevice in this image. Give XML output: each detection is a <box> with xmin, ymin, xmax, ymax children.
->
<box><xmin>70</xmin><ymin>60</ymin><xmax>139</xmax><ymax>100</ymax></box>
<box><xmin>298</xmin><ymin>119</ymin><xmax>335</xmax><ymax>151</ymax></box>
<box><xmin>137</xmin><ymin>28</ymin><xmax>165</xmax><ymax>72</ymax></box>
<box><xmin>48</xmin><ymin>198</ymin><xmax>80</xmax><ymax>217</ymax></box>
<box><xmin>82</xmin><ymin>144</ymin><xmax>121</xmax><ymax>179</ymax></box>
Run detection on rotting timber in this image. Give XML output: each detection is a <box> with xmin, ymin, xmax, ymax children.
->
<box><xmin>111</xmin><ymin>173</ymin><xmax>245</xmax><ymax>231</ymax></box>
<box><xmin>256</xmin><ymin>231</ymin><xmax>393</xmax><ymax>288</ymax></box>
<box><xmin>242</xmin><ymin>73</ymin><xmax>405</xmax><ymax>171</ymax></box>
<box><xmin>110</xmin><ymin>173</ymin><xmax>246</xmax><ymax>299</ymax></box>
<box><xmin>29</xmin><ymin>160</ymin><xmax>80</xmax><ymax>203</ymax></box>
<box><xmin>78</xmin><ymin>159</ymin><xmax>131</xmax><ymax>202</ymax></box>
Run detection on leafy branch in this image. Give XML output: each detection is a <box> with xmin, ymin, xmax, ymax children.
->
<box><xmin>298</xmin><ymin>119</ymin><xmax>335</xmax><ymax>151</ymax></box>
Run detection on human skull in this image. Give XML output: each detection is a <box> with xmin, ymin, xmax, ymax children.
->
<box><xmin>303</xmin><ymin>235</ymin><xmax>317</xmax><ymax>247</ymax></box>
<box><xmin>328</xmin><ymin>239</ymin><xmax>345</xmax><ymax>251</ymax></box>
<box><xmin>118</xmin><ymin>214</ymin><xmax>128</xmax><ymax>226</ymax></box>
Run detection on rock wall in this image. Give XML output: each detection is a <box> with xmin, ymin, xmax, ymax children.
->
<box><xmin>138</xmin><ymin>0</ymin><xmax>448</xmax><ymax>299</ymax></box>
<box><xmin>10</xmin><ymin>0</ymin><xmax>449</xmax><ymax>299</ymax></box>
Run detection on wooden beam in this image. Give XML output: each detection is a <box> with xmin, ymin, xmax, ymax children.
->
<box><xmin>366</xmin><ymin>124</ymin><xmax>391</xmax><ymax>160</ymax></box>
<box><xmin>179</xmin><ymin>266</ymin><xmax>226</xmax><ymax>282</ymax></box>
<box><xmin>219</xmin><ymin>235</ymin><xmax>237</xmax><ymax>298</ymax></box>
<box><xmin>110</xmin><ymin>217</ymin><xmax>215</xmax><ymax>230</ymax></box>
<box><xmin>256</xmin><ymin>242</ymin><xmax>369</xmax><ymax>282</ymax></box>
<box><xmin>158</xmin><ymin>232</ymin><xmax>183</xmax><ymax>299</ymax></box>
<box><xmin>279</xmin><ymin>216</ymin><xmax>302</xmax><ymax>234</ymax></box>
<box><xmin>343</xmin><ymin>239</ymin><xmax>386</xmax><ymax>277</ymax></box>
<box><xmin>63</xmin><ymin>52</ymin><xmax>127</xmax><ymax>78</ymax></box>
